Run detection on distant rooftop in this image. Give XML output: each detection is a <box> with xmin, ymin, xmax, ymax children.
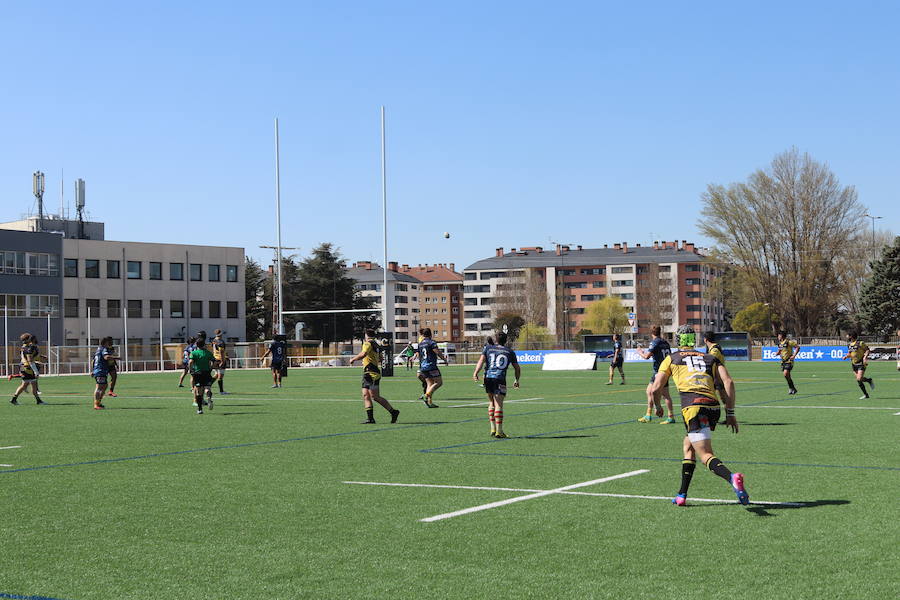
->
<box><xmin>465</xmin><ymin>241</ymin><xmax>709</xmax><ymax>270</ymax></box>
<box><xmin>1</xmin><ymin>215</ymin><xmax>105</xmax><ymax>240</ymax></box>
<box><xmin>348</xmin><ymin>261</ymin><xmax>422</xmax><ymax>284</ymax></box>
<box><xmin>398</xmin><ymin>263</ymin><xmax>462</xmax><ymax>282</ymax></box>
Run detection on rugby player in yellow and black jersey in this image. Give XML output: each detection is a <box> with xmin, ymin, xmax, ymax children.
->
<box><xmin>211</xmin><ymin>329</ymin><xmax>228</xmax><ymax>395</ymax></box>
<box><xmin>10</xmin><ymin>333</ymin><xmax>46</xmax><ymax>405</ymax></box>
<box><xmin>349</xmin><ymin>329</ymin><xmax>400</xmax><ymax>424</ymax></box>
<box><xmin>651</xmin><ymin>325</ymin><xmax>749</xmax><ymax>507</ymax></box>
<box><xmin>704</xmin><ymin>331</ymin><xmax>730</xmax><ymax>409</ymax></box>
<box><xmin>842</xmin><ymin>331</ymin><xmax>874</xmax><ymax>399</ymax></box>
<box><xmin>775</xmin><ymin>331</ymin><xmax>800</xmax><ymax>395</ymax></box>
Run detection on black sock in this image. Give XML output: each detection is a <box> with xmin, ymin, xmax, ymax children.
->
<box><xmin>786</xmin><ymin>375</ymin><xmax>796</xmax><ymax>391</ymax></box>
<box><xmin>864</xmin><ymin>377</ymin><xmax>872</xmax><ymax>384</ymax></box>
<box><xmin>195</xmin><ymin>394</ymin><xmax>202</xmax><ymax>408</ymax></box>
<box><xmin>858</xmin><ymin>381</ymin><xmax>868</xmax><ymax>395</ymax></box>
<box><xmin>218</xmin><ymin>379</ymin><xmax>224</xmax><ymax>393</ymax></box>
<box><xmin>366</xmin><ymin>408</ymin><xmax>374</xmax><ymax>421</ymax></box>
<box><xmin>421</xmin><ymin>381</ymin><xmax>427</xmax><ymax>393</ymax></box>
<box><xmin>679</xmin><ymin>460</ymin><xmax>696</xmax><ymax>495</ymax></box>
<box><xmin>705</xmin><ymin>456</ymin><xmax>733</xmax><ymax>482</ymax></box>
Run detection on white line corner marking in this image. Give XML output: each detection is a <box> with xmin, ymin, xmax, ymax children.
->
<box><xmin>351</xmin><ymin>470</ymin><xmax>649</xmax><ymax>522</ymax></box>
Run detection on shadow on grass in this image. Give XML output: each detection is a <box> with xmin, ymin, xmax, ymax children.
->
<box><xmin>115</xmin><ymin>407</ymin><xmax>164</xmax><ymax>410</ymax></box>
<box><xmin>44</xmin><ymin>402</ymin><xmax>81</xmax><ymax>406</ymax></box>
<box><xmin>401</xmin><ymin>421</ymin><xmax>452</xmax><ymax>425</ymax></box>
<box><xmin>522</xmin><ymin>435</ymin><xmax>597</xmax><ymax>439</ymax></box>
<box><xmin>217</xmin><ymin>403</ymin><xmax>263</xmax><ymax>407</ymax></box>
<box><xmin>219</xmin><ymin>412</ymin><xmax>269</xmax><ymax>416</ymax></box>
<box><xmin>745</xmin><ymin>499</ymin><xmax>850</xmax><ymax>517</ymax></box>
<box><xmin>740</xmin><ymin>422</ymin><xmax>796</xmax><ymax>427</ymax></box>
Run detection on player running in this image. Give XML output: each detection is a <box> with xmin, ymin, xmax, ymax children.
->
<box><xmin>843</xmin><ymin>332</ymin><xmax>874</xmax><ymax>399</ymax></box>
<box><xmin>606</xmin><ymin>333</ymin><xmax>626</xmax><ymax>385</ymax></box>
<box><xmin>401</xmin><ymin>341</ymin><xmax>416</xmax><ymax>370</ymax></box>
<box><xmin>636</xmin><ymin>326</ymin><xmax>675</xmax><ymax>424</ymax></box>
<box><xmin>261</xmin><ymin>334</ymin><xmax>287</xmax><ymax>388</ymax></box>
<box><xmin>211</xmin><ymin>329</ymin><xmax>228</xmax><ymax>395</ymax></box>
<box><xmin>177</xmin><ymin>337</ymin><xmax>197</xmax><ymax>388</ymax></box>
<box><xmin>349</xmin><ymin>329</ymin><xmax>400</xmax><ymax>424</ymax></box>
<box><xmin>91</xmin><ymin>336</ymin><xmax>119</xmax><ymax>410</ymax></box>
<box><xmin>472</xmin><ymin>332</ymin><xmax>521</xmax><ymax>438</ymax></box>
<box><xmin>10</xmin><ymin>333</ymin><xmax>46</xmax><ymax>405</ymax></box>
<box><xmin>188</xmin><ymin>338</ymin><xmax>215</xmax><ymax>414</ymax></box>
<box><xmin>775</xmin><ymin>331</ymin><xmax>800</xmax><ymax>395</ymax></box>
<box><xmin>651</xmin><ymin>325</ymin><xmax>749</xmax><ymax>507</ymax></box>
<box><xmin>416</xmin><ymin>328</ymin><xmax>445</xmax><ymax>408</ymax></box>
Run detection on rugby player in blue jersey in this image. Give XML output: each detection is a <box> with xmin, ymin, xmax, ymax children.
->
<box><xmin>473</xmin><ymin>332</ymin><xmax>521</xmax><ymax>438</ymax></box>
<box><xmin>636</xmin><ymin>326</ymin><xmax>675</xmax><ymax>424</ymax></box>
<box><xmin>416</xmin><ymin>328</ymin><xmax>446</xmax><ymax>408</ymax></box>
<box><xmin>92</xmin><ymin>336</ymin><xmax>119</xmax><ymax>410</ymax></box>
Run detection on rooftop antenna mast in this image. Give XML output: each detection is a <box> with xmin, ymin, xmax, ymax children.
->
<box><xmin>32</xmin><ymin>171</ymin><xmax>45</xmax><ymax>232</ymax></box>
<box><xmin>75</xmin><ymin>178</ymin><xmax>86</xmax><ymax>239</ymax></box>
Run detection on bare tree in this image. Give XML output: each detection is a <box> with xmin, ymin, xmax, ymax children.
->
<box><xmin>492</xmin><ymin>270</ymin><xmax>547</xmax><ymax>326</ymax></box>
<box><xmin>637</xmin><ymin>263</ymin><xmax>674</xmax><ymax>331</ymax></box>
<box><xmin>699</xmin><ymin>148</ymin><xmax>867</xmax><ymax>336</ymax></box>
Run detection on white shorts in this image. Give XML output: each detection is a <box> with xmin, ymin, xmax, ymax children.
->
<box><xmin>687</xmin><ymin>427</ymin><xmax>712</xmax><ymax>443</ymax></box>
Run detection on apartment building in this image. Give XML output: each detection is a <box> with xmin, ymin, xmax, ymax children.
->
<box><xmin>462</xmin><ymin>241</ymin><xmax>724</xmax><ymax>341</ymax></box>
<box><xmin>347</xmin><ymin>261</ymin><xmax>421</xmax><ymax>343</ymax></box>
<box><xmin>398</xmin><ymin>263</ymin><xmax>464</xmax><ymax>342</ymax></box>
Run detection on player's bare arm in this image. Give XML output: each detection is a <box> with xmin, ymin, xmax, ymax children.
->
<box><xmin>513</xmin><ymin>362</ymin><xmax>521</xmax><ymax>388</ymax></box>
<box><xmin>473</xmin><ymin>355</ymin><xmax>485</xmax><ymax>381</ymax></box>
<box><xmin>718</xmin><ymin>364</ymin><xmax>738</xmax><ymax>434</ymax></box>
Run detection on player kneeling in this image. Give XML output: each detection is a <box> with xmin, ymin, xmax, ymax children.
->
<box><xmin>473</xmin><ymin>332</ymin><xmax>521</xmax><ymax>438</ymax></box>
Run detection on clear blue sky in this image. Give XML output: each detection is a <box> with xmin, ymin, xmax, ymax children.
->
<box><xmin>2</xmin><ymin>1</ymin><xmax>897</xmax><ymax>270</ymax></box>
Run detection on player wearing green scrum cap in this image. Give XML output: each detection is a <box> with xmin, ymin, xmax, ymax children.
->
<box><xmin>650</xmin><ymin>325</ymin><xmax>749</xmax><ymax>507</ymax></box>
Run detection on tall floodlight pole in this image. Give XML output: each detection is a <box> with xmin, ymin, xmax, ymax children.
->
<box><xmin>863</xmin><ymin>213</ymin><xmax>882</xmax><ymax>261</ymax></box>
<box><xmin>4</xmin><ymin>306</ymin><xmax>8</xmax><ymax>377</ymax></box>
<box><xmin>274</xmin><ymin>118</ymin><xmax>286</xmax><ymax>336</ymax></box>
<box><xmin>158</xmin><ymin>309</ymin><xmax>164</xmax><ymax>371</ymax></box>
<box><xmin>380</xmin><ymin>106</ymin><xmax>389</xmax><ymax>333</ymax></box>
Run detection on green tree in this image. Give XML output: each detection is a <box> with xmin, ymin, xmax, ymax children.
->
<box><xmin>244</xmin><ymin>258</ymin><xmax>267</xmax><ymax>341</ymax></box>
<box><xmin>732</xmin><ymin>302</ymin><xmax>779</xmax><ymax>339</ymax></box>
<box><xmin>698</xmin><ymin>148</ymin><xmax>867</xmax><ymax>336</ymax></box>
<box><xmin>582</xmin><ymin>297</ymin><xmax>628</xmax><ymax>335</ymax></box>
<box><xmin>859</xmin><ymin>236</ymin><xmax>900</xmax><ymax>337</ymax></box>
<box><xmin>492</xmin><ymin>312</ymin><xmax>525</xmax><ymax>341</ymax></box>
<box><xmin>518</xmin><ymin>322</ymin><xmax>553</xmax><ymax>349</ymax></box>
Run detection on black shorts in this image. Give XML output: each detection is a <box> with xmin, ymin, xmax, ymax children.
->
<box><xmin>681</xmin><ymin>404</ymin><xmax>721</xmax><ymax>433</ymax></box>
<box><xmin>193</xmin><ymin>372</ymin><xmax>213</xmax><ymax>388</ymax></box>
<box><xmin>271</xmin><ymin>361</ymin><xmax>283</xmax><ymax>373</ymax></box>
<box><xmin>419</xmin><ymin>368</ymin><xmax>441</xmax><ymax>379</ymax></box>
<box><xmin>780</xmin><ymin>361</ymin><xmax>794</xmax><ymax>372</ymax></box>
<box><xmin>611</xmin><ymin>359</ymin><xmax>623</xmax><ymax>368</ymax></box>
<box><xmin>362</xmin><ymin>371</ymin><xmax>381</xmax><ymax>390</ymax></box>
<box><xmin>21</xmin><ymin>367</ymin><xmax>38</xmax><ymax>382</ymax></box>
<box><xmin>94</xmin><ymin>375</ymin><xmax>108</xmax><ymax>385</ymax></box>
<box><xmin>484</xmin><ymin>378</ymin><xmax>507</xmax><ymax>396</ymax></box>
<box><xmin>852</xmin><ymin>363</ymin><xmax>866</xmax><ymax>373</ymax></box>
<box><xmin>182</xmin><ymin>362</ymin><xmax>190</xmax><ymax>373</ymax></box>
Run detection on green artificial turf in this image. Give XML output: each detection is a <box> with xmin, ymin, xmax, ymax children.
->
<box><xmin>0</xmin><ymin>361</ymin><xmax>898</xmax><ymax>599</ymax></box>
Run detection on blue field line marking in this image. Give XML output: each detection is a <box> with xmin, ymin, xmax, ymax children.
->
<box><xmin>422</xmin><ymin>449</ymin><xmax>900</xmax><ymax>471</ymax></box>
<box><xmin>0</xmin><ymin>593</ymin><xmax>71</xmax><ymax>600</ymax></box>
<box><xmin>0</xmin><ymin>403</ymin><xmax>607</xmax><ymax>475</ymax></box>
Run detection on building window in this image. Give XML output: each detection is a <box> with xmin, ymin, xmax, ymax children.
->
<box><xmin>580</xmin><ymin>268</ymin><xmax>605</xmax><ymax>275</ymax></box>
<box><xmin>686</xmin><ymin>278</ymin><xmax>701</xmax><ymax>285</ymax></box>
<box><xmin>659</xmin><ymin>265</ymin><xmax>671</xmax><ymax>272</ymax></box>
<box><xmin>127</xmin><ymin>261</ymin><xmax>141</xmax><ymax>279</ymax></box>
<box><xmin>85</xmin><ymin>259</ymin><xmax>100</xmax><ymax>278</ymax></box>
<box><xmin>395</xmin><ymin>283</ymin><xmax>408</xmax><ymax>291</ymax></box>
<box><xmin>559</xmin><ymin>269</ymin><xmax>576</xmax><ymax>276</ymax></box>
<box><xmin>614</xmin><ymin>293</ymin><xmax>635</xmax><ymax>300</ymax></box>
<box><xmin>107</xmin><ymin>299</ymin><xmax>121</xmax><ymax>318</ymax></box>
<box><xmin>170</xmin><ymin>263</ymin><xmax>184</xmax><ymax>280</ymax></box>
<box><xmin>226</xmin><ymin>265</ymin><xmax>238</xmax><ymax>282</ymax></box>
<box><xmin>190</xmin><ymin>300</ymin><xmax>203</xmax><ymax>318</ymax></box>
<box><xmin>686</xmin><ymin>264</ymin><xmax>702</xmax><ymax>272</ymax></box>
<box><xmin>107</xmin><ymin>260</ymin><xmax>121</xmax><ymax>279</ymax></box>
<box><xmin>209</xmin><ymin>301</ymin><xmax>221</xmax><ymax>319</ymax></box>
<box><xmin>149</xmin><ymin>262</ymin><xmax>162</xmax><ymax>280</ymax></box>
<box><xmin>465</xmin><ymin>323</ymin><xmax>478</xmax><ymax>331</ymax></box>
<box><xmin>170</xmin><ymin>300</ymin><xmax>184</xmax><ymax>318</ymax></box>
<box><xmin>687</xmin><ymin>305</ymin><xmax>702</xmax><ymax>312</ymax></box>
<box><xmin>127</xmin><ymin>300</ymin><xmax>142</xmax><ymax>318</ymax></box>
<box><xmin>563</xmin><ymin>281</ymin><xmax>587</xmax><ymax>289</ymax></box>
<box><xmin>149</xmin><ymin>300</ymin><xmax>163</xmax><ymax>317</ymax></box>
<box><xmin>65</xmin><ymin>298</ymin><xmax>79</xmax><ymax>318</ymax></box>
<box><xmin>64</xmin><ymin>258</ymin><xmax>78</xmax><ymax>277</ymax></box>
<box><xmin>612</xmin><ymin>280</ymin><xmax>634</xmax><ymax>287</ymax></box>
<box><xmin>464</xmin><ymin>273</ymin><xmax>477</xmax><ymax>281</ymax></box>
<box><xmin>686</xmin><ymin>291</ymin><xmax>702</xmax><ymax>298</ymax></box>
<box><xmin>190</xmin><ymin>263</ymin><xmax>202</xmax><ymax>281</ymax></box>
<box><xmin>208</xmin><ymin>264</ymin><xmax>220</xmax><ymax>282</ymax></box>
<box><xmin>226</xmin><ymin>301</ymin><xmax>238</xmax><ymax>319</ymax></box>
<box><xmin>394</xmin><ymin>296</ymin><xmax>408</xmax><ymax>304</ymax></box>
<box><xmin>611</xmin><ymin>266</ymin><xmax>633</xmax><ymax>273</ymax></box>
<box><xmin>86</xmin><ymin>299</ymin><xmax>100</xmax><ymax>318</ymax></box>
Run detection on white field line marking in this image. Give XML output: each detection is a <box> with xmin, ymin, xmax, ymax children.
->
<box><xmin>894</xmin><ymin>411</ymin><xmax>900</xmax><ymax>415</ymax></box>
<box><xmin>0</xmin><ymin>464</ymin><xmax>12</xmax><ymax>467</ymax></box>
<box><xmin>0</xmin><ymin>446</ymin><xmax>22</xmax><ymax>450</ymax></box>
<box><xmin>445</xmin><ymin>397</ymin><xmax>543</xmax><ymax>408</ymax></box>
<box><xmin>419</xmin><ymin>470</ymin><xmax>649</xmax><ymax>522</ymax></box>
<box><xmin>344</xmin><ymin>480</ymin><xmax>803</xmax><ymax>507</ymax></box>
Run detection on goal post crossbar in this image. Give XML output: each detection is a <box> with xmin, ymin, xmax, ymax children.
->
<box><xmin>281</xmin><ymin>309</ymin><xmax>380</xmax><ymax>315</ymax></box>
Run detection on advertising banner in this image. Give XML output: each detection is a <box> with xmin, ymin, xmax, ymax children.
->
<box><xmin>514</xmin><ymin>349</ymin><xmax>573</xmax><ymax>364</ymax></box>
<box><xmin>763</xmin><ymin>345</ymin><xmax>899</xmax><ymax>362</ymax></box>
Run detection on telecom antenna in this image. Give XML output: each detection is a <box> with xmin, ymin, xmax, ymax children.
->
<box><xmin>32</xmin><ymin>171</ymin><xmax>45</xmax><ymax>232</ymax></box>
<box><xmin>75</xmin><ymin>178</ymin><xmax>86</xmax><ymax>239</ymax></box>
